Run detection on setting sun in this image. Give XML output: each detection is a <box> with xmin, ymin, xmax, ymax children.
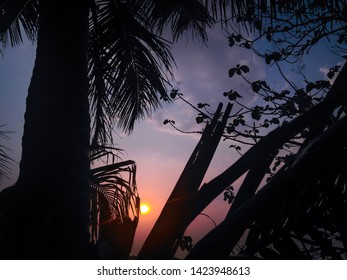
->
<box><xmin>140</xmin><ymin>204</ymin><xmax>150</xmax><ymax>214</ymax></box>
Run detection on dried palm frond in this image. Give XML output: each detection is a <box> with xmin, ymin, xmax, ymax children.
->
<box><xmin>89</xmin><ymin>158</ymin><xmax>140</xmax><ymax>243</ymax></box>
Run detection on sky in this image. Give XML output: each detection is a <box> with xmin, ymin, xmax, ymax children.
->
<box><xmin>0</xmin><ymin>24</ymin><xmax>342</xmax><ymax>257</ymax></box>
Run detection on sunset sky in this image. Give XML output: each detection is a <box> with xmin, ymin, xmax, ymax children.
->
<box><xmin>0</xmin><ymin>25</ymin><xmax>341</xmax><ymax>257</ymax></box>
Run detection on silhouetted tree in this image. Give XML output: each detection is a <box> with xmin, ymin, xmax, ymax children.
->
<box><xmin>139</xmin><ymin>0</ymin><xmax>347</xmax><ymax>259</ymax></box>
<box><xmin>0</xmin><ymin>0</ymin><xmax>213</xmax><ymax>259</ymax></box>
<box><xmin>1</xmin><ymin>0</ymin><xmax>347</xmax><ymax>260</ymax></box>
<box><xmin>185</xmin><ymin>64</ymin><xmax>347</xmax><ymax>259</ymax></box>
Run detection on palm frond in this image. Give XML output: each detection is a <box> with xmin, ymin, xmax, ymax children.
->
<box><xmin>89</xmin><ymin>2</ymin><xmax>112</xmax><ymax>147</ymax></box>
<box><xmin>134</xmin><ymin>0</ymin><xmax>215</xmax><ymax>42</ymax></box>
<box><xmin>0</xmin><ymin>125</ymin><xmax>13</xmax><ymax>181</ymax></box>
<box><xmin>89</xmin><ymin>0</ymin><xmax>174</xmax><ymax>136</ymax></box>
<box><xmin>90</xmin><ymin>159</ymin><xmax>139</xmax><ymax>242</ymax></box>
<box><xmin>0</xmin><ymin>0</ymin><xmax>38</xmax><ymax>55</ymax></box>
<box><xmin>90</xmin><ymin>145</ymin><xmax>124</xmax><ymax>163</ymax></box>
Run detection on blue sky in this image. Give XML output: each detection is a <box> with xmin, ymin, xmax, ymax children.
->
<box><xmin>0</xmin><ymin>24</ymin><xmax>342</xmax><ymax>256</ymax></box>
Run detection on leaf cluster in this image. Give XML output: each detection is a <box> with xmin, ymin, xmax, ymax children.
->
<box><xmin>226</xmin><ymin>1</ymin><xmax>347</xmax><ymax>63</ymax></box>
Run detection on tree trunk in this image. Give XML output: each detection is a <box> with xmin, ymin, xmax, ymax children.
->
<box><xmin>138</xmin><ymin>63</ymin><xmax>347</xmax><ymax>259</ymax></box>
<box><xmin>184</xmin><ymin>63</ymin><xmax>347</xmax><ymax>235</ymax></box>
<box><xmin>138</xmin><ymin>104</ymin><xmax>231</xmax><ymax>259</ymax></box>
<box><xmin>186</xmin><ymin>115</ymin><xmax>347</xmax><ymax>259</ymax></box>
<box><xmin>12</xmin><ymin>0</ymin><xmax>92</xmax><ymax>259</ymax></box>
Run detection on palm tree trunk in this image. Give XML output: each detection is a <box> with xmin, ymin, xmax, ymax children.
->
<box><xmin>14</xmin><ymin>0</ymin><xmax>92</xmax><ymax>259</ymax></box>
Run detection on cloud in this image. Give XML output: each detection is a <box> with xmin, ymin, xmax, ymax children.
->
<box><xmin>319</xmin><ymin>60</ymin><xmax>345</xmax><ymax>84</ymax></box>
<box><xmin>319</xmin><ymin>66</ymin><xmax>329</xmax><ymax>77</ymax></box>
<box><xmin>147</xmin><ymin>26</ymin><xmax>267</xmax><ymax>136</ymax></box>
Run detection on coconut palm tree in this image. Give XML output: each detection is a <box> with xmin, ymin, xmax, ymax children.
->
<box><xmin>0</xmin><ymin>0</ymin><xmax>213</xmax><ymax>259</ymax></box>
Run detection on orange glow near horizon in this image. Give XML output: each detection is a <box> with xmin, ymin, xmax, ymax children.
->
<box><xmin>140</xmin><ymin>203</ymin><xmax>150</xmax><ymax>214</ymax></box>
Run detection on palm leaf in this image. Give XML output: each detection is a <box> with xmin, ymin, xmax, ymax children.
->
<box><xmin>89</xmin><ymin>0</ymin><xmax>174</xmax><ymax>135</ymax></box>
<box><xmin>0</xmin><ymin>125</ymin><xmax>13</xmax><ymax>181</ymax></box>
<box><xmin>0</xmin><ymin>0</ymin><xmax>38</xmax><ymax>55</ymax></box>
<box><xmin>134</xmin><ymin>0</ymin><xmax>214</xmax><ymax>41</ymax></box>
<box><xmin>90</xmin><ymin>159</ymin><xmax>139</xmax><ymax>242</ymax></box>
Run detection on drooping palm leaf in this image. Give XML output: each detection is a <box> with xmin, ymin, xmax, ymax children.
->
<box><xmin>89</xmin><ymin>0</ymin><xmax>174</xmax><ymax>138</ymax></box>
<box><xmin>0</xmin><ymin>126</ymin><xmax>13</xmax><ymax>181</ymax></box>
<box><xmin>0</xmin><ymin>0</ymin><xmax>38</xmax><ymax>54</ymax></box>
<box><xmin>133</xmin><ymin>0</ymin><xmax>215</xmax><ymax>41</ymax></box>
<box><xmin>90</xmin><ymin>159</ymin><xmax>139</xmax><ymax>242</ymax></box>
